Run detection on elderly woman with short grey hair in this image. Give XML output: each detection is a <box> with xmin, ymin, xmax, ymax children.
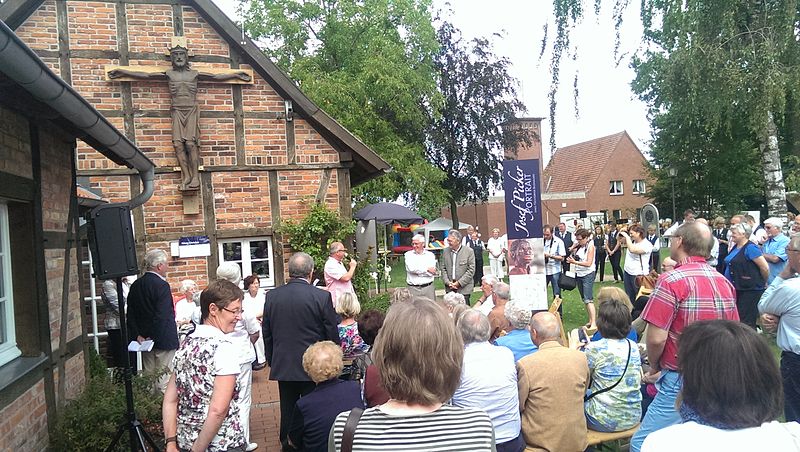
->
<box><xmin>285</xmin><ymin>341</ymin><xmax>363</xmax><ymax>452</ymax></box>
<box><xmin>443</xmin><ymin>291</ymin><xmax>466</xmax><ymax>313</ymax></box>
<box><xmin>724</xmin><ymin>221</ymin><xmax>769</xmax><ymax>329</ymax></box>
<box><xmin>494</xmin><ymin>300</ymin><xmax>537</xmax><ymax>361</ymax></box>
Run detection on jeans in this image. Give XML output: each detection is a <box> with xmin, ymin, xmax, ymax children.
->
<box><xmin>782</xmin><ymin>351</ymin><xmax>800</xmax><ymax>422</ymax></box>
<box><xmin>623</xmin><ymin>271</ymin><xmax>638</xmax><ymax>304</ymax></box>
<box><xmin>576</xmin><ymin>271</ymin><xmax>596</xmax><ymax>302</ymax></box>
<box><xmin>630</xmin><ymin>369</ymin><xmax>682</xmax><ymax>452</ymax></box>
<box><xmin>546</xmin><ymin>272</ymin><xmax>562</xmax><ymax>297</ymax></box>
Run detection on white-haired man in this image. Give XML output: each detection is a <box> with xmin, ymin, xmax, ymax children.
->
<box><xmin>762</xmin><ymin>217</ymin><xmax>789</xmax><ymax>284</ymax></box>
<box><xmin>441</xmin><ymin>229</ymin><xmax>476</xmax><ymax>305</ymax></box>
<box><xmin>405</xmin><ymin>234</ymin><xmax>437</xmax><ymax>300</ymax></box>
<box><xmin>127</xmin><ymin>249</ymin><xmax>177</xmax><ymax>392</ymax></box>
<box><xmin>453</xmin><ymin>309</ymin><xmax>524</xmax><ymax>452</ymax></box>
<box><xmin>474</xmin><ymin>274</ymin><xmax>499</xmax><ymax>316</ymax></box>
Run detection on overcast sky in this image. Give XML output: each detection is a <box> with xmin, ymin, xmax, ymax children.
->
<box><xmin>213</xmin><ymin>0</ymin><xmax>652</xmax><ymax>164</ymax></box>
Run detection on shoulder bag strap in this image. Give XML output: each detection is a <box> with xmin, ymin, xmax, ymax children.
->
<box><xmin>341</xmin><ymin>407</ymin><xmax>364</xmax><ymax>452</ymax></box>
<box><xmin>585</xmin><ymin>340</ymin><xmax>632</xmax><ymax>402</ymax></box>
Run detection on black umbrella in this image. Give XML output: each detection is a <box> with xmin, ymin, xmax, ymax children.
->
<box><xmin>354</xmin><ymin>202</ymin><xmax>423</xmax><ymax>225</ymax></box>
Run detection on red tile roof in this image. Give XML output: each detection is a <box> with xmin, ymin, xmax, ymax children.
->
<box><xmin>542</xmin><ymin>131</ymin><xmax>630</xmax><ymax>193</ymax></box>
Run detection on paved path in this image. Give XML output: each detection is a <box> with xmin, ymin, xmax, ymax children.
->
<box><xmin>249</xmin><ymin>367</ymin><xmax>282</xmax><ymax>451</ymax></box>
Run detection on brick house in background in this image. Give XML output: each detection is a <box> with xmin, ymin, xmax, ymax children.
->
<box><xmin>0</xmin><ymin>21</ymin><xmax>155</xmax><ymax>449</ymax></box>
<box><xmin>446</xmin><ymin>124</ymin><xmax>652</xmax><ymax>236</ymax></box>
<box><xmin>1</xmin><ymin>0</ymin><xmax>388</xmax><ymax>291</ymax></box>
<box><xmin>541</xmin><ymin>131</ymin><xmax>653</xmax><ymax>225</ymax></box>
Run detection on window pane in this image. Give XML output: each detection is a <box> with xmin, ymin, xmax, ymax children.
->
<box><xmin>252</xmin><ymin>260</ymin><xmax>271</xmax><ymax>280</ymax></box>
<box><xmin>250</xmin><ymin>241</ymin><xmax>270</xmax><ymax>259</ymax></box>
<box><xmin>0</xmin><ymin>250</ymin><xmax>4</xmax><ymax>300</ymax></box>
<box><xmin>222</xmin><ymin>242</ymin><xmax>242</xmax><ymax>261</ymax></box>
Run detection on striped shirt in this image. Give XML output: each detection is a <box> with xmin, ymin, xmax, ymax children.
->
<box><xmin>328</xmin><ymin>405</ymin><xmax>496</xmax><ymax>451</ymax></box>
<box><xmin>641</xmin><ymin>256</ymin><xmax>738</xmax><ymax>371</ymax></box>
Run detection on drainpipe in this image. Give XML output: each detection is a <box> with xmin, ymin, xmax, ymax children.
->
<box><xmin>0</xmin><ymin>20</ymin><xmax>155</xmax><ymax>207</ymax></box>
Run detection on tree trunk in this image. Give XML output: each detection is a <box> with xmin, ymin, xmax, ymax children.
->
<box><xmin>759</xmin><ymin>111</ymin><xmax>788</xmax><ymax>219</ymax></box>
<box><xmin>449</xmin><ymin>197</ymin><xmax>460</xmax><ymax>230</ymax></box>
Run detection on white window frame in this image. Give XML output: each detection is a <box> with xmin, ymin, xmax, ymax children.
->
<box><xmin>0</xmin><ymin>202</ymin><xmax>21</xmax><ymax>366</ymax></box>
<box><xmin>633</xmin><ymin>179</ymin><xmax>646</xmax><ymax>194</ymax></box>
<box><xmin>609</xmin><ymin>180</ymin><xmax>624</xmax><ymax>196</ymax></box>
<box><xmin>218</xmin><ymin>237</ymin><xmax>275</xmax><ymax>288</ymax></box>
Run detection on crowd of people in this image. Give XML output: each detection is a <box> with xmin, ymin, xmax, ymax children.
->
<box><xmin>108</xmin><ymin>210</ymin><xmax>800</xmax><ymax>451</ymax></box>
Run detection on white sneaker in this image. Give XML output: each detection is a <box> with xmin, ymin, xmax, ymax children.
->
<box><xmin>245</xmin><ymin>442</ymin><xmax>258</xmax><ymax>451</ymax></box>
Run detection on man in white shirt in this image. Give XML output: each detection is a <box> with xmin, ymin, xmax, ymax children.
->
<box><xmin>745</xmin><ymin>214</ymin><xmax>768</xmax><ymax>245</ymax></box>
<box><xmin>405</xmin><ymin>234</ymin><xmax>438</xmax><ymax>301</ymax></box>
<box><xmin>487</xmin><ymin>228</ymin><xmax>507</xmax><ymax>278</ymax></box>
<box><xmin>453</xmin><ymin>309</ymin><xmax>523</xmax><ymax>451</ymax></box>
<box><xmin>543</xmin><ymin>225</ymin><xmax>566</xmax><ymax>300</ymax></box>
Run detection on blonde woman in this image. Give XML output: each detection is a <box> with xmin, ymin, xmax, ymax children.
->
<box><xmin>335</xmin><ymin>293</ymin><xmax>368</xmax><ymax>359</ymax></box>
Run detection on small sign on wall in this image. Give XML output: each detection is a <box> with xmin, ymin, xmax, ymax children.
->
<box><xmin>178</xmin><ymin>235</ymin><xmax>211</xmax><ymax>258</ymax></box>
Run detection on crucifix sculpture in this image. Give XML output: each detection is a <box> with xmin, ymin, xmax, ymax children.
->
<box><xmin>107</xmin><ymin>38</ymin><xmax>253</xmax><ymax>191</ymax></box>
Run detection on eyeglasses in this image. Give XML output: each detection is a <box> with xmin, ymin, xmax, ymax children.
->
<box><xmin>220</xmin><ymin>306</ymin><xmax>243</xmax><ymax>315</ymax></box>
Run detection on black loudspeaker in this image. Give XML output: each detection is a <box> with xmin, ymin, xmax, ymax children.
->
<box><xmin>579</xmin><ymin>210</ymin><xmax>588</xmax><ymax>218</ymax></box>
<box><xmin>87</xmin><ymin>203</ymin><xmax>138</xmax><ymax>280</ymax></box>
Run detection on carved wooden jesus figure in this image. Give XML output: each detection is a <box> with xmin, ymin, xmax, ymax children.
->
<box><xmin>108</xmin><ymin>44</ymin><xmax>251</xmax><ymax>190</ymax></box>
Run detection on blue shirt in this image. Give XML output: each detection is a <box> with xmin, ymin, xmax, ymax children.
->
<box><xmin>759</xmin><ymin>275</ymin><xmax>800</xmax><ymax>354</ymax></box>
<box><xmin>724</xmin><ymin>243</ymin><xmax>764</xmax><ymax>288</ymax></box>
<box><xmin>495</xmin><ymin>328</ymin><xmax>538</xmax><ymax>361</ymax></box>
<box><xmin>452</xmin><ymin>342</ymin><xmax>520</xmax><ymax>443</ymax></box>
<box><xmin>591</xmin><ymin>329</ymin><xmax>639</xmax><ymax>342</ymax></box>
<box><xmin>762</xmin><ymin>234</ymin><xmax>789</xmax><ymax>284</ymax></box>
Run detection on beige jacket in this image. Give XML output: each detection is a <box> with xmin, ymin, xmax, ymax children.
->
<box><xmin>517</xmin><ymin>340</ymin><xmax>590</xmax><ymax>452</ymax></box>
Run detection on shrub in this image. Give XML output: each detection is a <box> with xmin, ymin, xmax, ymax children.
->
<box><xmin>51</xmin><ymin>350</ymin><xmax>165</xmax><ymax>451</ymax></box>
<box><xmin>361</xmin><ymin>292</ymin><xmax>391</xmax><ymax>313</ymax></box>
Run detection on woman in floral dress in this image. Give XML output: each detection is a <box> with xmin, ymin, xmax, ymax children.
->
<box><xmin>162</xmin><ymin>280</ymin><xmax>247</xmax><ymax>452</ymax></box>
<box><xmin>583</xmin><ymin>287</ymin><xmax>642</xmax><ymax>432</ymax></box>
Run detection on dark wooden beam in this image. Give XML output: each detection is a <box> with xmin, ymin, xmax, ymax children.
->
<box><xmin>55</xmin><ymin>0</ymin><xmax>71</xmax><ymax>84</ymax></box>
<box><xmin>231</xmin><ymin>49</ymin><xmax>246</xmax><ymax>166</ymax></box>
<box><xmin>337</xmin><ymin>168</ymin><xmax>353</xmax><ymax>220</ymax></box>
<box><xmin>268</xmin><ymin>170</ymin><xmax>284</xmax><ymax>285</ymax></box>
<box><xmin>200</xmin><ymin>172</ymin><xmax>218</xmax><ymax>280</ymax></box>
<box><xmin>0</xmin><ymin>171</ymin><xmax>35</xmax><ymax>201</ymax></box>
<box><xmin>130</xmin><ymin>175</ymin><xmax>146</xmax><ymax>261</ymax></box>
<box><xmin>172</xmin><ymin>2</ymin><xmax>183</xmax><ymax>36</ymax></box>
<box><xmin>76</xmin><ymin>162</ymin><xmax>350</xmax><ymax>176</ymax></box>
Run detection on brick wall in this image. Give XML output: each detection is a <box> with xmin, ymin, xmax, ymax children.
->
<box><xmin>0</xmin><ymin>106</ymin><xmax>87</xmax><ymax>450</ymax></box>
<box><xmin>0</xmin><ymin>381</ymin><xmax>49</xmax><ymax>451</ymax></box>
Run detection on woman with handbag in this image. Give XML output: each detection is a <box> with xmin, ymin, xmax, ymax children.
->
<box><xmin>619</xmin><ymin>225</ymin><xmax>654</xmax><ymax>304</ymax></box>
<box><xmin>594</xmin><ymin>225</ymin><xmax>608</xmax><ymax>282</ymax></box>
<box><xmin>580</xmin><ymin>287</ymin><xmax>642</xmax><ymax>432</ymax></box>
<box><xmin>328</xmin><ymin>299</ymin><xmax>496</xmax><ymax>451</ymax></box>
<box><xmin>724</xmin><ymin>222</ymin><xmax>769</xmax><ymax>329</ymax></box>
<box><xmin>566</xmin><ymin>228</ymin><xmax>597</xmax><ymax>329</ymax></box>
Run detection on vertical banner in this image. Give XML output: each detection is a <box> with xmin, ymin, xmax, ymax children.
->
<box><xmin>502</xmin><ymin>159</ymin><xmax>547</xmax><ymax>311</ymax></box>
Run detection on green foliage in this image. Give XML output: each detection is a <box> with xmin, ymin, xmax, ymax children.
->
<box><xmin>360</xmin><ymin>292</ymin><xmax>391</xmax><ymax>314</ymax></box>
<box><xmin>51</xmin><ymin>351</ymin><xmax>165</xmax><ymax>451</ymax></box>
<box><xmin>426</xmin><ymin>21</ymin><xmax>529</xmax><ymax>224</ymax></box>
<box><xmin>241</xmin><ymin>0</ymin><xmax>449</xmax><ymax>215</ymax></box>
<box><xmin>547</xmin><ymin>0</ymin><xmax>800</xmax><ymax>216</ymax></box>
<box><xmin>279</xmin><ymin>202</ymin><xmax>355</xmax><ymax>279</ymax></box>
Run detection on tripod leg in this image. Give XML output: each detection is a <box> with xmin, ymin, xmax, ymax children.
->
<box><xmin>104</xmin><ymin>422</ymin><xmax>128</xmax><ymax>452</ymax></box>
<box><xmin>134</xmin><ymin>420</ymin><xmax>161</xmax><ymax>451</ymax></box>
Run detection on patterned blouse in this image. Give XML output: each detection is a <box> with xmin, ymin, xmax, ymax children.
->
<box><xmin>337</xmin><ymin>322</ymin><xmax>369</xmax><ymax>359</ymax></box>
<box><xmin>172</xmin><ymin>324</ymin><xmax>244</xmax><ymax>451</ymax></box>
<box><xmin>584</xmin><ymin>338</ymin><xmax>642</xmax><ymax>431</ymax></box>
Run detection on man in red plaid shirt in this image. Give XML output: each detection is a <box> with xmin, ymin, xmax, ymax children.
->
<box><xmin>630</xmin><ymin>221</ymin><xmax>738</xmax><ymax>452</ymax></box>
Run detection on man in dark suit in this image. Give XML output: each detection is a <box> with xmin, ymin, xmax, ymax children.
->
<box><xmin>606</xmin><ymin>223</ymin><xmax>623</xmax><ymax>282</ymax></box>
<box><xmin>440</xmin><ymin>229</ymin><xmax>476</xmax><ymax>305</ymax></box>
<box><xmin>555</xmin><ymin>223</ymin><xmax>573</xmax><ymax>274</ymax></box>
<box><xmin>263</xmin><ymin>252</ymin><xmax>340</xmax><ymax>446</ymax></box>
<box><xmin>127</xmin><ymin>248</ymin><xmax>178</xmax><ymax>392</ymax></box>
<box><xmin>713</xmin><ymin>219</ymin><xmax>730</xmax><ymax>274</ymax></box>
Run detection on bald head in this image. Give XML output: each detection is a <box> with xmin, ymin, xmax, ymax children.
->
<box><xmin>672</xmin><ymin>220</ymin><xmax>713</xmax><ymax>260</ymax></box>
<box><xmin>530</xmin><ymin>312</ymin><xmax>561</xmax><ymax>345</ymax></box>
